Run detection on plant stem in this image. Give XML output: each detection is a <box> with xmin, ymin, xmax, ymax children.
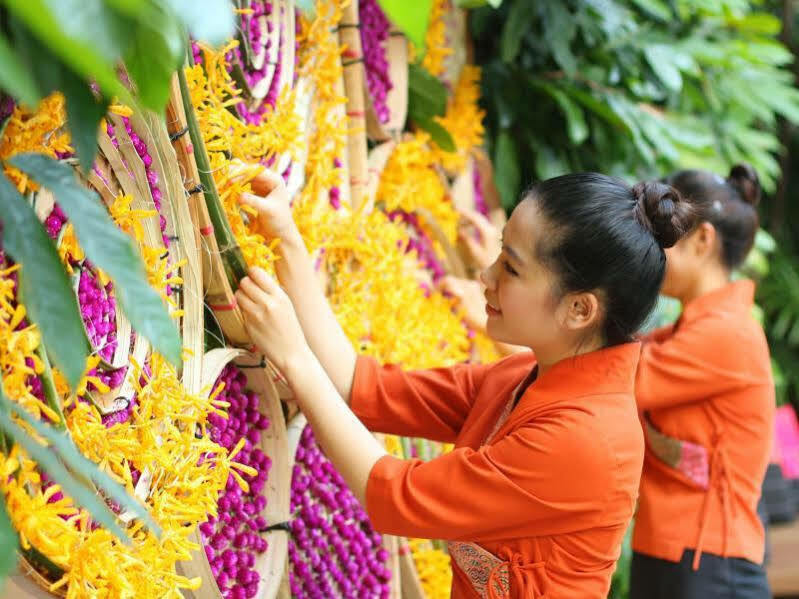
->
<box><xmin>178</xmin><ymin>59</ymin><xmax>249</xmax><ymax>286</ymax></box>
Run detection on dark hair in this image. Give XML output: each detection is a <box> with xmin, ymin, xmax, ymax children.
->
<box><xmin>525</xmin><ymin>173</ymin><xmax>694</xmax><ymax>346</ymax></box>
<box><xmin>663</xmin><ymin>163</ymin><xmax>761</xmax><ymax>270</ymax></box>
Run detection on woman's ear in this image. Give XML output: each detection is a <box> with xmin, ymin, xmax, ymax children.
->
<box><xmin>557</xmin><ymin>291</ymin><xmax>601</xmax><ymax>333</ymax></box>
<box><xmin>691</xmin><ymin>221</ymin><xmax>718</xmax><ymax>259</ymax></box>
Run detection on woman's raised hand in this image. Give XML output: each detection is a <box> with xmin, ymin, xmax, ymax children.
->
<box><xmin>237</xmin><ymin>167</ymin><xmax>301</xmax><ymax>243</ymax></box>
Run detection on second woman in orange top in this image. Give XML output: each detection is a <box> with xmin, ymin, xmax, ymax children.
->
<box><xmin>631</xmin><ymin>164</ymin><xmax>775</xmax><ymax>599</ymax></box>
<box><xmin>234</xmin><ymin>171</ymin><xmax>693</xmax><ymax>598</ymax></box>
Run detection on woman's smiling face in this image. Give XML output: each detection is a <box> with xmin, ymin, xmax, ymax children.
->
<box><xmin>480</xmin><ymin>198</ymin><xmax>567</xmax><ymax>355</ymax></box>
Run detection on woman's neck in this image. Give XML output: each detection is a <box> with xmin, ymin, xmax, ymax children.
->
<box><xmin>681</xmin><ymin>266</ymin><xmax>731</xmax><ymax>305</ymax></box>
<box><xmin>535</xmin><ymin>334</ymin><xmax>604</xmax><ymax>376</ymax></box>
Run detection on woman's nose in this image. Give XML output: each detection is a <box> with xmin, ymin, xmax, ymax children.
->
<box><xmin>480</xmin><ymin>261</ymin><xmax>497</xmax><ymax>290</ymax></box>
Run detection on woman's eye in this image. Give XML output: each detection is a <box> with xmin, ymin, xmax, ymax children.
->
<box><xmin>503</xmin><ymin>261</ymin><xmax>518</xmax><ymax>276</ymax></box>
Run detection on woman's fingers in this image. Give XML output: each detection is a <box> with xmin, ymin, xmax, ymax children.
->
<box><xmin>239</xmin><ymin>275</ymin><xmax>273</xmax><ymax>305</ymax></box>
<box><xmin>236</xmin><ymin>270</ymin><xmax>310</xmax><ymax>375</ymax></box>
<box><xmin>458</xmin><ymin>207</ymin><xmax>497</xmax><ymax>238</ymax></box>
<box><xmin>240</xmin><ymin>191</ymin><xmax>267</xmax><ymax>211</ymax></box>
<box><xmin>248</xmin><ymin>267</ymin><xmax>281</xmax><ymax>295</ymax></box>
<box><xmin>457</xmin><ymin>207</ymin><xmax>502</xmax><ymax>271</ymax></box>
<box><xmin>459</xmin><ymin>230</ymin><xmax>483</xmax><ymax>254</ymax></box>
<box><xmin>236</xmin><ymin>290</ymin><xmax>260</xmax><ymax>317</ymax></box>
<box><xmin>459</xmin><ymin>232</ymin><xmax>493</xmax><ymax>270</ymax></box>
<box><xmin>439</xmin><ymin>275</ymin><xmax>465</xmax><ymax>298</ymax></box>
<box><xmin>249</xmin><ymin>168</ymin><xmax>284</xmax><ymax>196</ymax></box>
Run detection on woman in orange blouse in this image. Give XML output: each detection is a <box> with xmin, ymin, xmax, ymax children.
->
<box><xmin>235</xmin><ymin>171</ymin><xmax>693</xmax><ymax>598</ymax></box>
<box><xmin>631</xmin><ymin>164</ymin><xmax>775</xmax><ymax>599</ymax></box>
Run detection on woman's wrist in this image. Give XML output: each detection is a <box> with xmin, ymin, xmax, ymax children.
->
<box><xmin>283</xmin><ymin>345</ymin><xmax>322</xmax><ymax>397</ymax></box>
<box><xmin>273</xmin><ymin>231</ymin><xmax>315</xmax><ymax>298</ymax></box>
<box><xmin>276</xmin><ymin>228</ymin><xmax>306</xmax><ymax>256</ymax></box>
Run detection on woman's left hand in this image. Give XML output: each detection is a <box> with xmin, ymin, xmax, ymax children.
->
<box><xmin>439</xmin><ymin>275</ymin><xmax>488</xmax><ymax>332</ymax></box>
<box><xmin>236</xmin><ymin>267</ymin><xmax>311</xmax><ymax>377</ymax></box>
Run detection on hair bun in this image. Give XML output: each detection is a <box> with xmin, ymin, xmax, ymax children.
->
<box><xmin>632</xmin><ymin>181</ymin><xmax>694</xmax><ymax>249</ymax></box>
<box><xmin>727</xmin><ymin>163</ymin><xmax>761</xmax><ymax>207</ymax></box>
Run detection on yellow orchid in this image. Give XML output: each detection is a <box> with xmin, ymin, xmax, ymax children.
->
<box><xmin>56</xmin><ymin>223</ymin><xmax>85</xmax><ymax>272</ymax></box>
<box><xmin>433</xmin><ymin>65</ymin><xmax>486</xmax><ymax>174</ymax></box>
<box><xmin>377</xmin><ymin>132</ymin><xmax>460</xmax><ymax>247</ymax></box>
<box><xmin>410</xmin><ymin>0</ymin><xmax>453</xmax><ymax>78</ymax></box>
<box><xmin>409</xmin><ymin>538</ymin><xmax>453</xmax><ymax>599</ymax></box>
<box><xmin>0</xmin><ymin>94</ymin><xmax>72</xmax><ymax>193</ymax></box>
<box><xmin>295</xmin><ymin>0</ymin><xmax>348</xmax><ymax>210</ymax></box>
<box><xmin>109</xmin><ymin>193</ymin><xmax>157</xmax><ymax>241</ymax></box>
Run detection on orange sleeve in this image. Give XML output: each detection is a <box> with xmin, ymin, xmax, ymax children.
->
<box><xmin>636</xmin><ymin>317</ymin><xmax>763</xmax><ymax>411</ymax></box>
<box><xmin>365</xmin><ymin>420</ymin><xmax>615</xmax><ymax>542</ymax></box>
<box><xmin>350</xmin><ymin>355</ymin><xmax>491</xmax><ymax>443</ymax></box>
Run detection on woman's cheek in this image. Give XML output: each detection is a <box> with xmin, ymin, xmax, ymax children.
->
<box><xmin>497</xmin><ymin>280</ymin><xmax>516</xmax><ymax>313</ymax></box>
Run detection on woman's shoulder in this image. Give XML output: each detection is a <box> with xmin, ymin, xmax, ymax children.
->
<box><xmin>504</xmin><ymin>405</ymin><xmax>642</xmax><ymax>505</ymax></box>
<box><xmin>684</xmin><ymin>307</ymin><xmax>771</xmax><ymax>367</ymax></box>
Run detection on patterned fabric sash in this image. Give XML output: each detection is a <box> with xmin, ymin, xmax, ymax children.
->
<box><xmin>643</xmin><ymin>414</ymin><xmax>710</xmax><ymax>489</ymax></box>
<box><xmin>449</xmin><ymin>541</ymin><xmax>509</xmax><ymax>597</ymax></box>
<box><xmin>643</xmin><ymin>412</ymin><xmax>735</xmax><ymax>570</ymax></box>
<box><xmin>447</xmin><ymin>393</ymin><xmax>547</xmax><ymax>597</ymax></box>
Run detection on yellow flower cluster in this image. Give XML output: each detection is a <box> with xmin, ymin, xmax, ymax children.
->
<box><xmin>323</xmin><ymin>209</ymin><xmax>470</xmax><ymax>369</ymax></box>
<box><xmin>0</xmin><ymin>264</ymin><xmax>232</xmax><ymax>597</ymax></box>
<box><xmin>294</xmin><ymin>0</ymin><xmax>348</xmax><ymax>211</ymax></box>
<box><xmin>139</xmin><ymin>246</ymin><xmax>187</xmax><ymax>313</ymax></box>
<box><xmin>0</xmin><ymin>447</ymin><xmax>83</xmax><ymax>569</ymax></box>
<box><xmin>185</xmin><ymin>40</ymin><xmax>302</xmax><ymax>271</ymax></box>
<box><xmin>377</xmin><ymin>133</ymin><xmax>459</xmax><ymax>246</ymax></box>
<box><xmin>108</xmin><ymin>193</ymin><xmax>157</xmax><ymax>241</ymax></box>
<box><xmin>50</xmin><ymin>355</ymin><xmax>108</xmax><ymax>401</ymax></box>
<box><xmin>408</xmin><ymin>538</ymin><xmax>453</xmax><ymax>599</ymax></box>
<box><xmin>414</xmin><ymin>0</ymin><xmax>454</xmax><ymax>78</ymax></box>
<box><xmin>107</xmin><ymin>193</ymin><xmax>186</xmax><ymax>312</ymax></box>
<box><xmin>56</xmin><ymin>224</ymin><xmax>85</xmax><ymax>272</ymax></box>
<box><xmin>471</xmin><ymin>328</ymin><xmax>503</xmax><ymax>364</ymax></box>
<box><xmin>0</xmin><ymin>91</ymin><xmax>248</xmax><ymax>595</ymax></box>
<box><xmin>67</xmin><ymin>354</ymin><xmax>249</xmax><ymax>518</ymax></box>
<box><xmin>26</xmin><ymin>352</ymin><xmax>240</xmax><ymax>599</ymax></box>
<box><xmin>287</xmin><ymin>1</ymin><xmax>352</xmax><ymax>265</ymax></box>
<box><xmin>0</xmin><ymin>263</ymin><xmax>55</xmax><ymax>423</ymax></box>
<box><xmin>186</xmin><ymin>41</ymin><xmax>301</xmax><ymax>165</ymax></box>
<box><xmin>383</xmin><ymin>434</ymin><xmax>404</xmax><ymax>458</ymax></box>
<box><xmin>432</xmin><ymin>65</ymin><xmax>485</xmax><ymax>174</ymax></box>
<box><xmin>50</xmin><ymin>524</ymin><xmax>202</xmax><ymax>599</ymax></box>
<box><xmin>0</xmin><ymin>94</ymin><xmax>71</xmax><ymax>193</ymax></box>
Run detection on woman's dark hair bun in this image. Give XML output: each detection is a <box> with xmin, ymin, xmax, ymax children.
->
<box><xmin>727</xmin><ymin>163</ymin><xmax>761</xmax><ymax>207</ymax></box>
<box><xmin>631</xmin><ymin>181</ymin><xmax>694</xmax><ymax>249</ymax></box>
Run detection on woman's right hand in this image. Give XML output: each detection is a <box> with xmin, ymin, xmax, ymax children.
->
<box><xmin>238</xmin><ymin>167</ymin><xmax>301</xmax><ymax>244</ymax></box>
<box><xmin>458</xmin><ymin>207</ymin><xmax>502</xmax><ymax>272</ymax></box>
<box><xmin>236</xmin><ymin>165</ymin><xmax>359</xmax><ymax>400</ymax></box>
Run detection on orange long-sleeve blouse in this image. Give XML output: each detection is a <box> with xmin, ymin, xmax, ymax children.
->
<box><xmin>351</xmin><ymin>343</ymin><xmax>644</xmax><ymax>598</ymax></box>
<box><xmin>634</xmin><ymin>280</ymin><xmax>775</xmax><ymax>568</ymax></box>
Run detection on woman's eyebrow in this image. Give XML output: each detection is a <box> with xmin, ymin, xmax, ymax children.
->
<box><xmin>503</xmin><ymin>243</ymin><xmax>525</xmax><ymax>264</ymax></box>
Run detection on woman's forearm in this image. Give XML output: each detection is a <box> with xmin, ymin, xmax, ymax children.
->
<box><xmin>286</xmin><ymin>349</ymin><xmax>386</xmax><ymax>505</ymax></box>
<box><xmin>274</xmin><ymin>233</ymin><xmax>358</xmax><ymax>401</ymax></box>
